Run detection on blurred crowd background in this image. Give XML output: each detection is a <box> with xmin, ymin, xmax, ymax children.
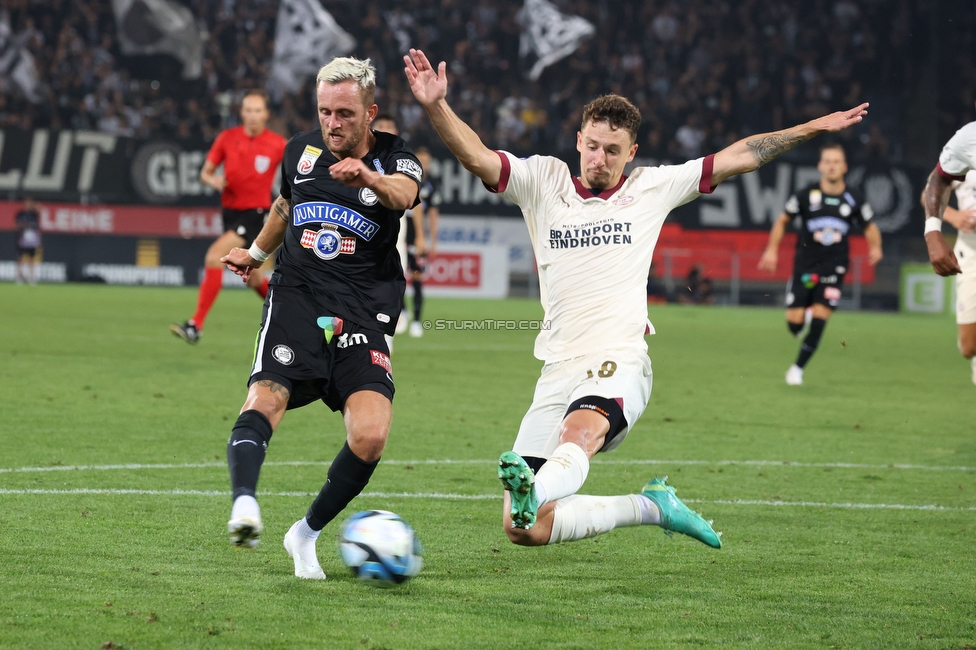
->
<box><xmin>2</xmin><ymin>0</ymin><xmax>974</xmax><ymax>164</ymax></box>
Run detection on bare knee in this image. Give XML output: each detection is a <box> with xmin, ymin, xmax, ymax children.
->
<box><xmin>343</xmin><ymin>391</ymin><xmax>392</xmax><ymax>462</ymax></box>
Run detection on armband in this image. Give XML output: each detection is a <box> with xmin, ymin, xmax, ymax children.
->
<box><xmin>248</xmin><ymin>242</ymin><xmax>270</xmax><ymax>262</ymax></box>
<box><xmin>924</xmin><ymin>217</ymin><xmax>943</xmax><ymax>235</ymax></box>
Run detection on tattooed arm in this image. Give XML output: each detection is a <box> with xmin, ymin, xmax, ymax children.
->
<box><xmin>711</xmin><ymin>103</ymin><xmax>869</xmax><ymax>186</ymax></box>
<box><xmin>920</xmin><ymin>169</ymin><xmax>962</xmax><ymax>276</ymax></box>
<box><xmin>220</xmin><ymin>194</ymin><xmax>290</xmax><ymax>281</ymax></box>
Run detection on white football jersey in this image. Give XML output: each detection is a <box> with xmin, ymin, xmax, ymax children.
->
<box><xmin>952</xmin><ymin>171</ymin><xmax>976</xmax><ymax>271</ymax></box>
<box><xmin>939</xmin><ymin>121</ymin><xmax>976</xmax><ymax>179</ymax></box>
<box><xmin>494</xmin><ymin>151</ymin><xmax>713</xmax><ymax>362</ymax></box>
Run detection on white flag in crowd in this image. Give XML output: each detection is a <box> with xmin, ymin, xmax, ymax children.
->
<box><xmin>269</xmin><ymin>0</ymin><xmax>356</xmax><ymax>94</ymax></box>
<box><xmin>112</xmin><ymin>0</ymin><xmax>203</xmax><ymax>79</ymax></box>
<box><xmin>0</xmin><ymin>11</ymin><xmax>42</xmax><ymax>103</ymax></box>
<box><xmin>518</xmin><ymin>0</ymin><xmax>595</xmax><ymax>80</ymax></box>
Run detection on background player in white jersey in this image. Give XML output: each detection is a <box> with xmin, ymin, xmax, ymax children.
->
<box><xmin>404</xmin><ymin>48</ymin><xmax>868</xmax><ymax>550</ymax></box>
<box><xmin>922</xmin><ymin>120</ymin><xmax>976</xmax><ymax>380</ymax></box>
<box><xmin>938</xmin><ymin>172</ymin><xmax>976</xmax><ymax>383</ymax></box>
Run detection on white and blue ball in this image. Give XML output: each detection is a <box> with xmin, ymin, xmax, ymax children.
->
<box><xmin>338</xmin><ymin>510</ymin><xmax>423</xmax><ymax>587</ymax></box>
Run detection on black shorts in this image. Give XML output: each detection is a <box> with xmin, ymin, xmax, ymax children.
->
<box><xmin>17</xmin><ymin>247</ymin><xmax>37</xmax><ymax>257</ymax></box>
<box><xmin>786</xmin><ymin>268</ymin><xmax>845</xmax><ymax>310</ymax></box>
<box><xmin>248</xmin><ymin>285</ymin><xmax>395</xmax><ymax>411</ymax></box>
<box><xmin>406</xmin><ymin>249</ymin><xmax>426</xmax><ymax>274</ymax></box>
<box><xmin>222</xmin><ymin>208</ymin><xmax>266</xmax><ymax>247</ymax></box>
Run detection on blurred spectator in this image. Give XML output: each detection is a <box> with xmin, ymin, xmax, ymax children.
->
<box><xmin>0</xmin><ymin>0</ymin><xmax>966</xmax><ymax>168</ymax></box>
<box><xmin>678</xmin><ymin>265</ymin><xmax>715</xmax><ymax>305</ymax></box>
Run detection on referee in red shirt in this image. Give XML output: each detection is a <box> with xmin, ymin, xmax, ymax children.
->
<box><xmin>172</xmin><ymin>90</ymin><xmax>287</xmax><ymax>344</ymax></box>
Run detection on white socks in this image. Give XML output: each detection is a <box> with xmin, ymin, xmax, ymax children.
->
<box><xmin>534</xmin><ymin>442</ymin><xmax>590</xmax><ymax>506</ymax></box>
<box><xmin>295</xmin><ymin>517</ymin><xmax>320</xmax><ymax>540</ymax></box>
<box><xmin>230</xmin><ymin>495</ymin><xmax>260</xmax><ymax>522</ymax></box>
<box><xmin>548</xmin><ymin>494</ymin><xmax>644</xmax><ymax>544</ymax></box>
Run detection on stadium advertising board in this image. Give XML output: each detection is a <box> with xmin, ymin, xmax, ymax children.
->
<box><xmin>0</xmin><ymin>128</ymin><xmax>926</xmax><ymax>238</ymax></box>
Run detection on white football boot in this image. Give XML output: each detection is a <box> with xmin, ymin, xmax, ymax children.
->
<box><xmin>785</xmin><ymin>364</ymin><xmax>804</xmax><ymax>386</ymax></box>
<box><xmin>228</xmin><ymin>495</ymin><xmax>262</xmax><ymax>548</ymax></box>
<box><xmin>283</xmin><ymin>520</ymin><xmax>327</xmax><ymax>580</ymax></box>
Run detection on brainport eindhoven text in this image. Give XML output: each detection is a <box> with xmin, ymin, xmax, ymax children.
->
<box><xmin>549</xmin><ymin>223</ymin><xmax>633</xmax><ymax>248</ymax></box>
<box><xmin>425</xmin><ymin>319</ymin><xmax>551</xmax><ymax>331</ymax></box>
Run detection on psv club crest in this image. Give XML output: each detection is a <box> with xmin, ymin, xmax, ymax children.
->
<box><xmin>297</xmin><ymin>144</ymin><xmax>323</xmax><ymax>175</ymax></box>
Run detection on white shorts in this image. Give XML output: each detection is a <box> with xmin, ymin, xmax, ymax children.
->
<box><xmin>512</xmin><ymin>348</ymin><xmax>653</xmax><ymax>459</ymax></box>
<box><xmin>956</xmin><ymin>269</ymin><xmax>976</xmax><ymax>325</ymax></box>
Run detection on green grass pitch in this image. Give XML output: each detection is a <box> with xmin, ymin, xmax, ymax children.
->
<box><xmin>1</xmin><ymin>283</ymin><xmax>974</xmax><ymax>649</ymax></box>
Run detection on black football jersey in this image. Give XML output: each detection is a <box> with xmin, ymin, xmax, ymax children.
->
<box><xmin>406</xmin><ymin>176</ymin><xmax>442</xmax><ymax>243</ymax></box>
<box><xmin>785</xmin><ymin>182</ymin><xmax>873</xmax><ymax>273</ymax></box>
<box><xmin>274</xmin><ymin>130</ymin><xmax>422</xmax><ymax>334</ymax></box>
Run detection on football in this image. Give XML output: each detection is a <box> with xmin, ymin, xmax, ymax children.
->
<box><xmin>338</xmin><ymin>510</ymin><xmax>423</xmax><ymax>587</ymax></box>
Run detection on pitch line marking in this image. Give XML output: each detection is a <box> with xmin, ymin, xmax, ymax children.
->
<box><xmin>0</xmin><ymin>488</ymin><xmax>973</xmax><ymax>512</ymax></box>
<box><xmin>1</xmin><ymin>458</ymin><xmax>974</xmax><ymax>475</ymax></box>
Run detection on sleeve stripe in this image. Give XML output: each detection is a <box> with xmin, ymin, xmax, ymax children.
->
<box><xmin>485</xmin><ymin>150</ymin><xmax>510</xmax><ymax>194</ymax></box>
<box><xmin>699</xmin><ymin>154</ymin><xmax>716</xmax><ymax>194</ymax></box>
<box><xmin>936</xmin><ymin>161</ymin><xmax>967</xmax><ymax>182</ymax></box>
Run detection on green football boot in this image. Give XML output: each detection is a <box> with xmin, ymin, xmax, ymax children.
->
<box><xmin>641</xmin><ymin>477</ymin><xmax>722</xmax><ymax>548</ymax></box>
<box><xmin>498</xmin><ymin>451</ymin><xmax>539</xmax><ymax>530</ymax></box>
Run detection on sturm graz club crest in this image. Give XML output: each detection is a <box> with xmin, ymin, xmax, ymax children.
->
<box><xmin>311</xmin><ymin>229</ymin><xmax>343</xmax><ymax>260</ymax></box>
<box><xmin>272</xmin><ymin>344</ymin><xmax>294</xmax><ymax>365</ymax></box>
<box><xmin>359</xmin><ymin>188</ymin><xmax>379</xmax><ymax>206</ymax></box>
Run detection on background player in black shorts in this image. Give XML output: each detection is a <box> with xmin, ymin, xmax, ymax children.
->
<box><xmin>758</xmin><ymin>143</ymin><xmax>883</xmax><ymax>385</ymax></box>
<box><xmin>15</xmin><ymin>198</ymin><xmax>42</xmax><ymax>285</ymax></box>
<box><xmin>404</xmin><ymin>147</ymin><xmax>441</xmax><ymax>337</ymax></box>
<box><xmin>220</xmin><ymin>57</ymin><xmax>421</xmax><ymax>580</ymax></box>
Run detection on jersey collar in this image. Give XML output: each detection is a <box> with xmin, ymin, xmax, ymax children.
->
<box><xmin>572</xmin><ymin>175</ymin><xmax>627</xmax><ymax>200</ymax></box>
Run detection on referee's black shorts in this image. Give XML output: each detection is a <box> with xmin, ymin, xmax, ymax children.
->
<box><xmin>248</xmin><ymin>285</ymin><xmax>395</xmax><ymax>411</ymax></box>
<box><xmin>222</xmin><ymin>208</ymin><xmax>267</xmax><ymax>248</ymax></box>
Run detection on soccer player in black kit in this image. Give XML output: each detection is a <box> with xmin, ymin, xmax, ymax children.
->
<box><xmin>759</xmin><ymin>144</ymin><xmax>883</xmax><ymax>385</ymax></box>
<box><xmin>220</xmin><ymin>57</ymin><xmax>421</xmax><ymax>579</ymax></box>
<box><xmin>404</xmin><ymin>147</ymin><xmax>441</xmax><ymax>337</ymax></box>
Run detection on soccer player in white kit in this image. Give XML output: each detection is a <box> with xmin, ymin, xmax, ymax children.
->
<box><xmin>405</xmin><ymin>48</ymin><xmax>868</xmax><ymax>550</ymax></box>
<box><xmin>922</xmin><ymin>121</ymin><xmax>976</xmax><ymax>383</ymax></box>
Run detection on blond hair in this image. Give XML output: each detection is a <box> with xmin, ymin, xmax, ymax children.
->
<box><xmin>316</xmin><ymin>57</ymin><xmax>376</xmax><ymax>105</ymax></box>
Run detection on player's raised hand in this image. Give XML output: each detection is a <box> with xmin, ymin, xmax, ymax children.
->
<box><xmin>926</xmin><ymin>232</ymin><xmax>962</xmax><ymax>276</ymax></box>
<box><xmin>221</xmin><ymin>247</ymin><xmax>259</xmax><ymax>282</ymax></box>
<box><xmin>810</xmin><ymin>103</ymin><xmax>869</xmax><ymax>133</ymax></box>
<box><xmin>404</xmin><ymin>49</ymin><xmax>447</xmax><ymax>107</ymax></box>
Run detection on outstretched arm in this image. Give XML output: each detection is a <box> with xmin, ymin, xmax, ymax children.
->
<box><xmin>404</xmin><ymin>49</ymin><xmax>502</xmax><ymax>188</ymax></box>
<box><xmin>711</xmin><ymin>104</ymin><xmax>869</xmax><ymax>186</ymax></box>
<box><xmin>921</xmin><ymin>169</ymin><xmax>962</xmax><ymax>276</ymax></box>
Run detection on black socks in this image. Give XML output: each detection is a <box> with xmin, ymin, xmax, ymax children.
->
<box><xmin>412</xmin><ymin>279</ymin><xmax>423</xmax><ymax>322</ymax></box>
<box><xmin>796</xmin><ymin>318</ymin><xmax>827</xmax><ymax>368</ymax></box>
<box><xmin>305</xmin><ymin>442</ymin><xmax>379</xmax><ymax>531</ymax></box>
<box><xmin>228</xmin><ymin>410</ymin><xmax>273</xmax><ymax>500</ymax></box>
